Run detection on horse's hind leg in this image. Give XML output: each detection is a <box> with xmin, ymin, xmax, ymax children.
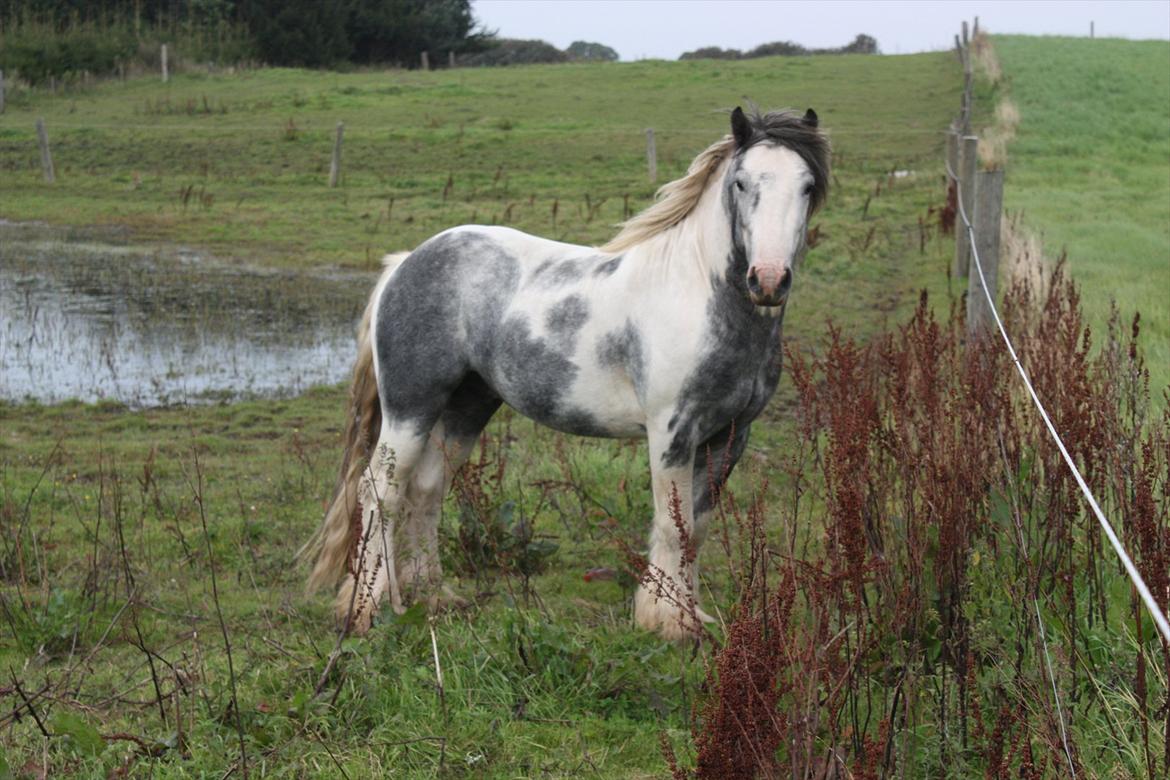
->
<box><xmin>397</xmin><ymin>376</ymin><xmax>502</xmax><ymax>602</ymax></box>
<box><xmin>340</xmin><ymin>419</ymin><xmax>431</xmax><ymax>633</ymax></box>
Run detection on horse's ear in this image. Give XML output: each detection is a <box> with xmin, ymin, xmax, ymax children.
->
<box><xmin>803</xmin><ymin>108</ymin><xmax>819</xmax><ymax>128</ymax></box>
<box><xmin>731</xmin><ymin>106</ymin><xmax>752</xmax><ymax>148</ymax></box>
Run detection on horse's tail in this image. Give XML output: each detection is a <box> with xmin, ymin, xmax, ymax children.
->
<box><xmin>302</xmin><ymin>252</ymin><xmax>410</xmax><ymax>594</ymax></box>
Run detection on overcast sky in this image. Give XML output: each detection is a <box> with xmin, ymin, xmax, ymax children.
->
<box><xmin>472</xmin><ymin>1</ymin><xmax>1170</xmax><ymax>60</ymax></box>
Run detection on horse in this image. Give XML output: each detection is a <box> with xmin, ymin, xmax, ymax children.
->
<box><xmin>302</xmin><ymin>106</ymin><xmax>830</xmax><ymax>640</ymax></box>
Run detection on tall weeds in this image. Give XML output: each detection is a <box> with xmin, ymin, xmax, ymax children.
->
<box><xmin>686</xmin><ymin>264</ymin><xmax>1169</xmax><ymax>777</ymax></box>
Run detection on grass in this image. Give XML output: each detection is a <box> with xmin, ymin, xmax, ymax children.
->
<box><xmin>0</xmin><ymin>51</ymin><xmax>966</xmax><ymax>777</ymax></box>
<box><xmin>0</xmin><ymin>54</ymin><xmax>958</xmax><ymax>338</ymax></box>
<box><xmin>1</xmin><ymin>43</ymin><xmax>1166</xmax><ymax>777</ymax></box>
<box><xmin>990</xmin><ymin>35</ymin><xmax>1170</xmax><ymax>390</ymax></box>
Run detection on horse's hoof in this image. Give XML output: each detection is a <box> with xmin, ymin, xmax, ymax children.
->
<box><xmin>634</xmin><ymin>588</ymin><xmax>708</xmax><ymax>641</ymax></box>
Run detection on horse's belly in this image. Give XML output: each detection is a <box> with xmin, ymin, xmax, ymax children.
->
<box><xmin>489</xmin><ymin>355</ymin><xmax>645</xmax><ymax>439</ymax></box>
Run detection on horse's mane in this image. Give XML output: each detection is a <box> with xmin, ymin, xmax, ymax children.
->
<box><xmin>601</xmin><ymin>108</ymin><xmax>830</xmax><ymax>254</ymax></box>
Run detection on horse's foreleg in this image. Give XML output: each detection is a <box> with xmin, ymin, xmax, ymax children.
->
<box><xmin>692</xmin><ymin>423</ymin><xmax>752</xmax><ymax>546</ymax></box>
<box><xmin>636</xmin><ymin>434</ymin><xmax>711</xmax><ymax>640</ymax></box>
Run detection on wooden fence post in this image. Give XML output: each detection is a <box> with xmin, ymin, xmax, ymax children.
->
<box><xmin>448</xmin><ymin>51</ymin><xmax>456</xmax><ymax>68</ymax></box>
<box><xmin>1090</xmin><ymin>21</ymin><xmax>1095</xmax><ymax>39</ymax></box>
<box><xmin>420</xmin><ymin>51</ymin><xmax>430</xmax><ymax>70</ymax></box>
<box><xmin>967</xmin><ymin>169</ymin><xmax>1004</xmax><ymax>335</ymax></box>
<box><xmin>961</xmin><ymin>21</ymin><xmax>969</xmax><ymax>49</ymax></box>
<box><xmin>161</xmin><ymin>43</ymin><xmax>169</xmax><ymax>83</ymax></box>
<box><xmin>973</xmin><ymin>16</ymin><xmax>980</xmax><ymax>37</ymax></box>
<box><xmin>36</xmin><ymin>118</ymin><xmax>55</xmax><ymax>183</ymax></box>
<box><xmin>645</xmin><ymin>128</ymin><xmax>657</xmax><ymax>183</ymax></box>
<box><xmin>954</xmin><ymin>135</ymin><xmax>978</xmax><ymax>277</ymax></box>
<box><xmin>329</xmin><ymin>122</ymin><xmax>344</xmax><ymax>188</ymax></box>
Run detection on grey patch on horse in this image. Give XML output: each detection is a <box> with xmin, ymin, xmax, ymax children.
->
<box><xmin>693</xmin><ymin>423</ymin><xmax>751</xmax><ymax>517</ymax></box>
<box><xmin>487</xmin><ymin>313</ymin><xmax>606</xmax><ymax>436</ymax></box>
<box><xmin>532</xmin><ymin>257</ymin><xmax>586</xmax><ymax>287</ymax></box>
<box><xmin>597</xmin><ymin>321</ymin><xmax>645</xmax><ymax>398</ymax></box>
<box><xmin>660</xmin><ymin>268</ymin><xmax>783</xmax><ymax>468</ymax></box>
<box><xmin>593</xmin><ymin>255</ymin><xmax>623</xmax><ymax>277</ymax></box>
<box><xmin>374</xmin><ymin>230</ymin><xmax>519</xmax><ymax>434</ymax></box>
<box><xmin>723</xmin><ymin>156</ymin><xmax>751</xmax><ymax>278</ymax></box>
<box><xmin>441</xmin><ymin>371</ymin><xmax>503</xmax><ymax>442</ymax></box>
<box><xmin>545</xmin><ymin>295</ymin><xmax>590</xmax><ymax>353</ymax></box>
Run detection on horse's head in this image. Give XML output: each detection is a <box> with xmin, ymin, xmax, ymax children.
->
<box><xmin>723</xmin><ymin>106</ymin><xmax>829</xmax><ymax>311</ymax></box>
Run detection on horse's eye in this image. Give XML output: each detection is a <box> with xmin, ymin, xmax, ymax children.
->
<box><xmin>734</xmin><ymin>180</ymin><xmax>746</xmax><ymax>192</ymax></box>
<box><xmin>802</xmin><ymin>183</ymin><xmax>814</xmax><ymax>197</ymax></box>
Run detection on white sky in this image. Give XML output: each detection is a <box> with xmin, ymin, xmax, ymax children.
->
<box><xmin>472</xmin><ymin>1</ymin><xmax>1170</xmax><ymax>60</ymax></box>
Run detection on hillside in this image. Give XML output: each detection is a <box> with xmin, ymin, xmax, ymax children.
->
<box><xmin>993</xmin><ymin>35</ymin><xmax>1170</xmax><ymax>389</ymax></box>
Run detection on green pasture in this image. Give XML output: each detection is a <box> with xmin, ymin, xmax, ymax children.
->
<box><xmin>992</xmin><ymin>35</ymin><xmax>1170</xmax><ymax>389</ymax></box>
<box><xmin>0</xmin><ymin>51</ymin><xmax>963</xmax><ymax>777</ymax></box>
<box><xmin>1</xmin><ymin>41</ymin><xmax>1166</xmax><ymax>777</ymax></box>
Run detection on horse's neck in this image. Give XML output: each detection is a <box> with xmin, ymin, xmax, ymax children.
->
<box><xmin>626</xmin><ymin>174</ymin><xmax>732</xmax><ymax>287</ymax></box>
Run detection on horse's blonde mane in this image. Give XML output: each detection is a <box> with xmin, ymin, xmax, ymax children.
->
<box><xmin>601</xmin><ymin>134</ymin><xmax>736</xmax><ymax>253</ymax></box>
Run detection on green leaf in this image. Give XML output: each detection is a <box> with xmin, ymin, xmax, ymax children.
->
<box><xmin>51</xmin><ymin>711</ymin><xmax>104</xmax><ymax>756</ymax></box>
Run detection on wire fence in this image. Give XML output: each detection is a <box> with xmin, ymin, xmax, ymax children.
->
<box><xmin>948</xmin><ymin>21</ymin><xmax>1169</xmax><ymax>776</ymax></box>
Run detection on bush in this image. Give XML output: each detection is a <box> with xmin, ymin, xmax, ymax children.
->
<box><xmin>457</xmin><ymin>38</ymin><xmax>567</xmax><ymax>67</ymax></box>
<box><xmin>566</xmin><ymin>40</ymin><xmax>618</xmax><ymax>62</ymax></box>
<box><xmin>0</xmin><ymin>20</ymin><xmax>136</xmax><ymax>84</ymax></box>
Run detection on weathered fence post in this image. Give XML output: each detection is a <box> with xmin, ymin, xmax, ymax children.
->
<box><xmin>973</xmin><ymin>16</ymin><xmax>980</xmax><ymax>37</ymax></box>
<box><xmin>36</xmin><ymin>118</ymin><xmax>55</xmax><ymax>183</ymax></box>
<box><xmin>945</xmin><ymin>127</ymin><xmax>959</xmax><ymax>181</ymax></box>
<box><xmin>961</xmin><ymin>21</ymin><xmax>969</xmax><ymax>49</ymax></box>
<box><xmin>448</xmin><ymin>51</ymin><xmax>456</xmax><ymax>68</ymax></box>
<box><xmin>420</xmin><ymin>51</ymin><xmax>430</xmax><ymax>70</ymax></box>
<box><xmin>967</xmin><ymin>169</ymin><xmax>1004</xmax><ymax>335</ymax></box>
<box><xmin>954</xmin><ymin>135</ymin><xmax>978</xmax><ymax>277</ymax></box>
<box><xmin>329</xmin><ymin>122</ymin><xmax>344</xmax><ymax>188</ymax></box>
<box><xmin>645</xmin><ymin>128</ymin><xmax>657</xmax><ymax>183</ymax></box>
<box><xmin>1090</xmin><ymin>21</ymin><xmax>1095</xmax><ymax>39</ymax></box>
<box><xmin>161</xmin><ymin>43</ymin><xmax>169</xmax><ymax>83</ymax></box>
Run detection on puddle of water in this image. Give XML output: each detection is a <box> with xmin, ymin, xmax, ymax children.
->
<box><xmin>0</xmin><ymin>224</ymin><xmax>375</xmax><ymax>407</ymax></box>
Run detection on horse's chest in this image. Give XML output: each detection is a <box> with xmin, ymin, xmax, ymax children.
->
<box><xmin>658</xmin><ymin>323</ymin><xmax>781</xmax><ymax>466</ymax></box>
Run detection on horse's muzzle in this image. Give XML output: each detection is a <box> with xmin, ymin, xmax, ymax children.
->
<box><xmin>747</xmin><ymin>265</ymin><xmax>792</xmax><ymax>307</ymax></box>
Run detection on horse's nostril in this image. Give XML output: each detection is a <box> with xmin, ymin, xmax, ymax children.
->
<box><xmin>747</xmin><ymin>268</ymin><xmax>760</xmax><ymax>292</ymax></box>
<box><xmin>778</xmin><ymin>267</ymin><xmax>793</xmax><ymax>292</ymax></box>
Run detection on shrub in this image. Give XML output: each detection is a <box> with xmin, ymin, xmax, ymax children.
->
<box><xmin>565</xmin><ymin>40</ymin><xmax>618</xmax><ymax>62</ymax></box>
<box><xmin>457</xmin><ymin>38</ymin><xmax>567</xmax><ymax>67</ymax></box>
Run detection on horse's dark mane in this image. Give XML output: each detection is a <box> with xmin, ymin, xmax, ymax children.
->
<box><xmin>739</xmin><ymin>108</ymin><xmax>831</xmax><ymax>213</ymax></box>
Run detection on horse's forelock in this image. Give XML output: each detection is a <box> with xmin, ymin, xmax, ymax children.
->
<box><xmin>740</xmin><ymin>108</ymin><xmax>832</xmax><ymax>213</ymax></box>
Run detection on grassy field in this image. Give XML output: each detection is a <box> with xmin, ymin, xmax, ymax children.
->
<box><xmin>1</xmin><ymin>45</ymin><xmax>1166</xmax><ymax>778</ymax></box>
<box><xmin>0</xmin><ymin>52</ymin><xmax>965</xmax><ymax>777</ymax></box>
<box><xmin>991</xmin><ymin>35</ymin><xmax>1170</xmax><ymax>389</ymax></box>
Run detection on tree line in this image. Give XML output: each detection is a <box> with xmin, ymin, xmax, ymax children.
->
<box><xmin>0</xmin><ymin>0</ymin><xmax>490</xmax><ymax>77</ymax></box>
<box><xmin>680</xmin><ymin>34</ymin><xmax>879</xmax><ymax>60</ymax></box>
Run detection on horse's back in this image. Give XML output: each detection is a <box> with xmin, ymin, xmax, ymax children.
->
<box><xmin>373</xmin><ymin>225</ymin><xmax>647</xmax><ymax>438</ymax></box>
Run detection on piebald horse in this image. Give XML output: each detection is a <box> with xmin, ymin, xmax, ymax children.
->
<box><xmin>304</xmin><ymin>107</ymin><xmax>829</xmax><ymax>639</ymax></box>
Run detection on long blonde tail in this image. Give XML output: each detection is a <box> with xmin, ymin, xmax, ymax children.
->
<box><xmin>302</xmin><ymin>253</ymin><xmax>409</xmax><ymax>593</ymax></box>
